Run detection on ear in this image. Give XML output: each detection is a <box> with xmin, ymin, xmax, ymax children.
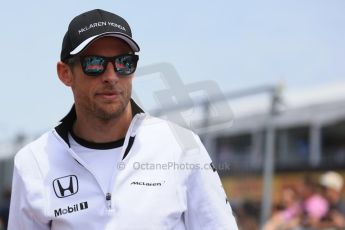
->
<box><xmin>57</xmin><ymin>61</ymin><xmax>73</xmax><ymax>86</ymax></box>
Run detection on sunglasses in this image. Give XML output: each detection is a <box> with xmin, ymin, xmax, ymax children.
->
<box><xmin>79</xmin><ymin>54</ymin><xmax>139</xmax><ymax>76</ymax></box>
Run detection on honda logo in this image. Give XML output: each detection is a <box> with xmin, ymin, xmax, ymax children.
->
<box><xmin>53</xmin><ymin>175</ymin><xmax>79</xmax><ymax>198</ymax></box>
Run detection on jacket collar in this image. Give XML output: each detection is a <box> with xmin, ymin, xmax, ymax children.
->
<box><xmin>55</xmin><ymin>99</ymin><xmax>144</xmax><ymax>147</ymax></box>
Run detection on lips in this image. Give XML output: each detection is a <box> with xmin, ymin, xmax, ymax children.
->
<box><xmin>95</xmin><ymin>91</ymin><xmax>121</xmax><ymax>100</ymax></box>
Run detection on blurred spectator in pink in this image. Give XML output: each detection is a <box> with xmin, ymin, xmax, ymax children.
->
<box><xmin>299</xmin><ymin>176</ymin><xmax>329</xmax><ymax>228</ymax></box>
<box><xmin>263</xmin><ymin>186</ymin><xmax>302</xmax><ymax>230</ymax></box>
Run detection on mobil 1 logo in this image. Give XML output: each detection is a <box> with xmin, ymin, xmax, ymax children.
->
<box><xmin>54</xmin><ymin>201</ymin><xmax>88</xmax><ymax>217</ymax></box>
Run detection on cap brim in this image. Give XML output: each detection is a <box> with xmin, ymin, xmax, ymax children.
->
<box><xmin>70</xmin><ymin>32</ymin><xmax>140</xmax><ymax>56</ymax></box>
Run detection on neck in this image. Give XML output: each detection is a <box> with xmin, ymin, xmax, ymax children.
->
<box><xmin>73</xmin><ymin>103</ymin><xmax>132</xmax><ymax>143</ymax></box>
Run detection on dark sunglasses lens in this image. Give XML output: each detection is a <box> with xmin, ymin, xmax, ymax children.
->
<box><xmin>82</xmin><ymin>56</ymin><xmax>106</xmax><ymax>75</ymax></box>
<box><xmin>115</xmin><ymin>55</ymin><xmax>138</xmax><ymax>75</ymax></box>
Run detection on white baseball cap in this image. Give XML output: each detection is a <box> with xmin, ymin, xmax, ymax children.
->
<box><xmin>320</xmin><ymin>171</ymin><xmax>344</xmax><ymax>192</ymax></box>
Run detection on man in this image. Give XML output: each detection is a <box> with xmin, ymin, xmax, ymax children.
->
<box><xmin>8</xmin><ymin>9</ymin><xmax>238</xmax><ymax>229</ymax></box>
<box><xmin>318</xmin><ymin>171</ymin><xmax>345</xmax><ymax>229</ymax></box>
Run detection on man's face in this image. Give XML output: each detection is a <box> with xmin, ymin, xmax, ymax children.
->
<box><xmin>325</xmin><ymin>188</ymin><xmax>341</xmax><ymax>203</ymax></box>
<box><xmin>68</xmin><ymin>37</ymin><xmax>134</xmax><ymax>120</ymax></box>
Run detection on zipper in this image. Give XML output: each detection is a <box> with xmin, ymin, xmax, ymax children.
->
<box><xmin>104</xmin><ymin>113</ymin><xmax>145</xmax><ymax>211</ymax></box>
<box><xmin>106</xmin><ymin>193</ymin><xmax>112</xmax><ymax>210</ymax></box>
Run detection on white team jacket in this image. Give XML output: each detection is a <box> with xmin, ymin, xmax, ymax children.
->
<box><xmin>8</xmin><ymin>101</ymin><xmax>238</xmax><ymax>230</ymax></box>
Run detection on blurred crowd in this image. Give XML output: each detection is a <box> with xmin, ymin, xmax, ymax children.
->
<box><xmin>233</xmin><ymin>171</ymin><xmax>345</xmax><ymax>230</ymax></box>
<box><xmin>263</xmin><ymin>171</ymin><xmax>345</xmax><ymax>230</ymax></box>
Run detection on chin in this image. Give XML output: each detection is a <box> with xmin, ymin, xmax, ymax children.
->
<box><xmin>94</xmin><ymin>104</ymin><xmax>127</xmax><ymax>120</ymax></box>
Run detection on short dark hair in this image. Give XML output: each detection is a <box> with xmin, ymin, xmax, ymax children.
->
<box><xmin>64</xmin><ymin>56</ymin><xmax>78</xmax><ymax>66</ymax></box>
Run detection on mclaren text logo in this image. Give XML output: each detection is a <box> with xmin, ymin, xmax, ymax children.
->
<box><xmin>54</xmin><ymin>202</ymin><xmax>88</xmax><ymax>217</ymax></box>
<box><xmin>130</xmin><ymin>181</ymin><xmax>164</xmax><ymax>186</ymax></box>
<box><xmin>53</xmin><ymin>175</ymin><xmax>79</xmax><ymax>198</ymax></box>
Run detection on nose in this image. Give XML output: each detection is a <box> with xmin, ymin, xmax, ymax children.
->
<box><xmin>100</xmin><ymin>62</ymin><xmax>120</xmax><ymax>84</ymax></box>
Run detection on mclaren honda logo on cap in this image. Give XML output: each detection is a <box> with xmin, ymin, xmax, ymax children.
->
<box><xmin>78</xmin><ymin>21</ymin><xmax>126</xmax><ymax>35</ymax></box>
<box><xmin>53</xmin><ymin>175</ymin><xmax>79</xmax><ymax>198</ymax></box>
